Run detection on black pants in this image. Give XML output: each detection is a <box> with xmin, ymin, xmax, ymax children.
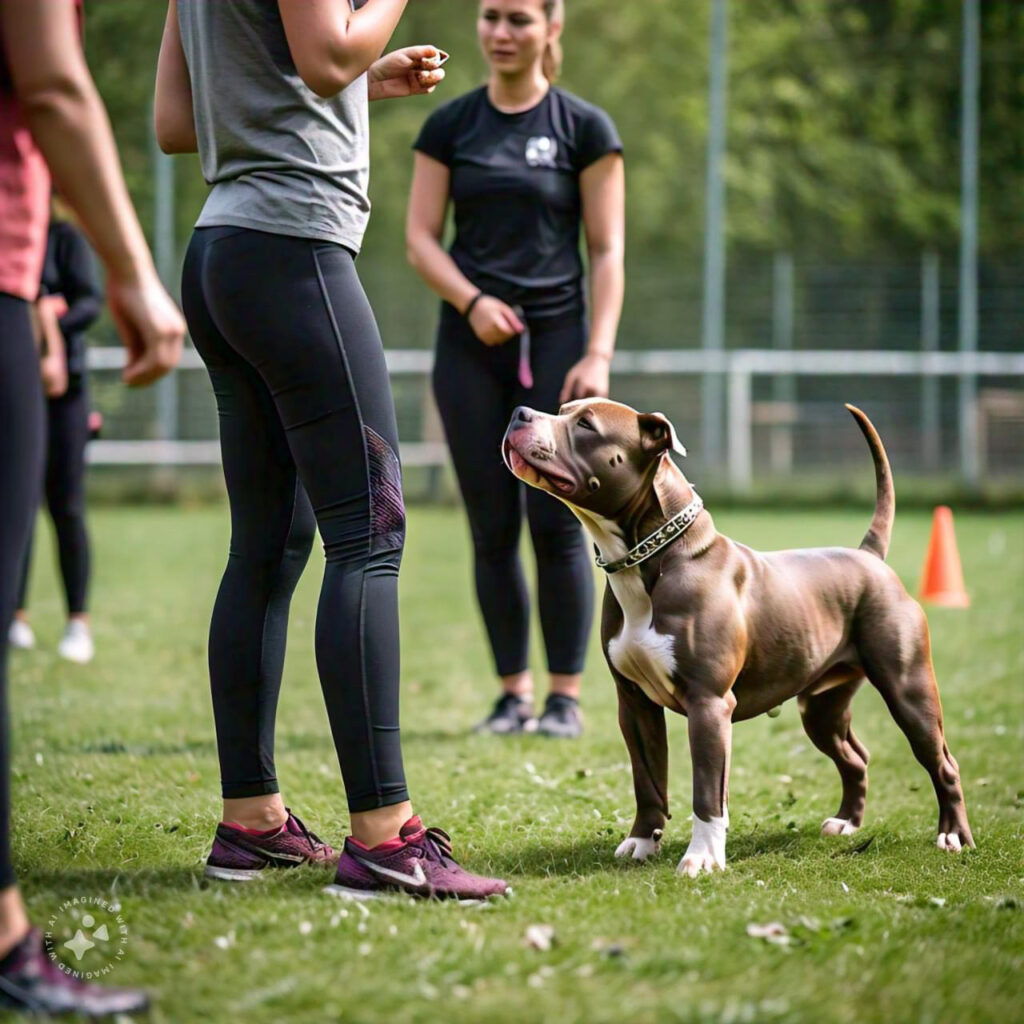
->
<box><xmin>0</xmin><ymin>294</ymin><xmax>47</xmax><ymax>887</ymax></box>
<box><xmin>432</xmin><ymin>303</ymin><xmax>594</xmax><ymax>678</ymax></box>
<box><xmin>17</xmin><ymin>384</ymin><xmax>91</xmax><ymax>615</ymax></box>
<box><xmin>182</xmin><ymin>227</ymin><xmax>408</xmax><ymax>812</ymax></box>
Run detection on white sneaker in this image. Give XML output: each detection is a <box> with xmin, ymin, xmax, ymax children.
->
<box><xmin>58</xmin><ymin>621</ymin><xmax>94</xmax><ymax>664</ymax></box>
<box><xmin>8</xmin><ymin>619</ymin><xmax>35</xmax><ymax>650</ymax></box>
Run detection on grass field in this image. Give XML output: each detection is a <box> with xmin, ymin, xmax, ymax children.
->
<box><xmin>8</xmin><ymin>504</ymin><xmax>1023</xmax><ymax>1023</ymax></box>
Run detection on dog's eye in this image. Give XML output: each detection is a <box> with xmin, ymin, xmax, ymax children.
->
<box><xmin>587</xmin><ymin>476</ymin><xmax>601</xmax><ymax>492</ymax></box>
<box><xmin>577</xmin><ymin>418</ymin><xmax>596</xmax><ymax>432</ymax></box>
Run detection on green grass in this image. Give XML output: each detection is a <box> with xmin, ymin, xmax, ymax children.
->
<box><xmin>9</xmin><ymin>505</ymin><xmax>1024</xmax><ymax>1023</ymax></box>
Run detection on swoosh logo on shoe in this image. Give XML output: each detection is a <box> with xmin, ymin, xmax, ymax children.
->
<box><xmin>219</xmin><ymin>835</ymin><xmax>307</xmax><ymax>865</ymax></box>
<box><xmin>353</xmin><ymin>856</ymin><xmax>427</xmax><ymax>889</ymax></box>
<box><xmin>259</xmin><ymin>850</ymin><xmax>307</xmax><ymax>864</ymax></box>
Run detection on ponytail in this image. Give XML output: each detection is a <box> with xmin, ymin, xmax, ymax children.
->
<box><xmin>542</xmin><ymin>0</ymin><xmax>564</xmax><ymax>82</ymax></box>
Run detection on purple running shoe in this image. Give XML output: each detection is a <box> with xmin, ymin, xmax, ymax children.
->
<box><xmin>326</xmin><ymin>816</ymin><xmax>509</xmax><ymax>903</ymax></box>
<box><xmin>0</xmin><ymin>929</ymin><xmax>148</xmax><ymax>1017</ymax></box>
<box><xmin>204</xmin><ymin>809</ymin><xmax>337</xmax><ymax>881</ymax></box>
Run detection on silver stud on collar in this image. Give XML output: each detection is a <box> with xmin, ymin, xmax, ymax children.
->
<box><xmin>596</xmin><ymin>493</ymin><xmax>704</xmax><ymax>574</ymax></box>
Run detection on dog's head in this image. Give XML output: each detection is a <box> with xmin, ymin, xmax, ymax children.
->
<box><xmin>501</xmin><ymin>398</ymin><xmax>687</xmax><ymax>519</ymax></box>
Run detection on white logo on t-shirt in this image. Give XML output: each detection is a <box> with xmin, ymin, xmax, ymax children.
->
<box><xmin>525</xmin><ymin>136</ymin><xmax>557</xmax><ymax>168</ymax></box>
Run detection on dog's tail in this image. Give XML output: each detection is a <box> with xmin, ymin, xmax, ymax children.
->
<box><xmin>846</xmin><ymin>404</ymin><xmax>894</xmax><ymax>561</ymax></box>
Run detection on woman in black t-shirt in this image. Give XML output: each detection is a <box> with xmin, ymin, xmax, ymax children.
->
<box><xmin>407</xmin><ymin>0</ymin><xmax>625</xmax><ymax>738</ymax></box>
<box><xmin>9</xmin><ymin>210</ymin><xmax>102</xmax><ymax>665</ymax></box>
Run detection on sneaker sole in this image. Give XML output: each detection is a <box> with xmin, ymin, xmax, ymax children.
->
<box><xmin>323</xmin><ymin>883</ymin><xmax>508</xmax><ymax>906</ymax></box>
<box><xmin>58</xmin><ymin>650</ymin><xmax>94</xmax><ymax>664</ymax></box>
<box><xmin>204</xmin><ymin>864</ymin><xmax>263</xmax><ymax>882</ymax></box>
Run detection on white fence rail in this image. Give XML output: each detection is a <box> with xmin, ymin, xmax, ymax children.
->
<box><xmin>86</xmin><ymin>347</ymin><xmax>1024</xmax><ymax>493</ymax></box>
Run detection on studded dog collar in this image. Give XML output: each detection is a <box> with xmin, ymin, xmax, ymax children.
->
<box><xmin>595</xmin><ymin>493</ymin><xmax>705</xmax><ymax>574</ymax></box>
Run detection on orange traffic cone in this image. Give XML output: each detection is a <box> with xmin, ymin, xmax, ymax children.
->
<box><xmin>919</xmin><ymin>506</ymin><xmax>969</xmax><ymax>608</ymax></box>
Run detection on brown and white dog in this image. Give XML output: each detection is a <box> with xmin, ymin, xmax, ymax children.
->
<box><xmin>502</xmin><ymin>400</ymin><xmax>974</xmax><ymax>875</ymax></box>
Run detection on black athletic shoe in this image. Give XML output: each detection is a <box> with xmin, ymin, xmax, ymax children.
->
<box><xmin>473</xmin><ymin>693</ymin><xmax>535</xmax><ymax>735</ymax></box>
<box><xmin>0</xmin><ymin>929</ymin><xmax>149</xmax><ymax>1017</ymax></box>
<box><xmin>536</xmin><ymin>694</ymin><xmax>583</xmax><ymax>738</ymax></box>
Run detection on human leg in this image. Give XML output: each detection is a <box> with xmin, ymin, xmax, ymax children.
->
<box><xmin>0</xmin><ymin>295</ymin><xmax>45</xmax><ymax>950</ymax></box>
<box><xmin>433</xmin><ymin>307</ymin><xmax>536</xmax><ymax>728</ymax></box>
<box><xmin>182</xmin><ymin>230</ymin><xmax>317</xmax><ymax>826</ymax></box>
<box><xmin>521</xmin><ymin>315</ymin><xmax>594</xmax><ymax>732</ymax></box>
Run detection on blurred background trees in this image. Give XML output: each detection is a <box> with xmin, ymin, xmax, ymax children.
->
<box><xmin>85</xmin><ymin>0</ymin><xmax>1022</xmax><ymax>265</ymax></box>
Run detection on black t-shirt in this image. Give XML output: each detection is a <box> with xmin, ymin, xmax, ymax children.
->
<box><xmin>40</xmin><ymin>221</ymin><xmax>102</xmax><ymax>383</ymax></box>
<box><xmin>413</xmin><ymin>86</ymin><xmax>622</xmax><ymax>319</ymax></box>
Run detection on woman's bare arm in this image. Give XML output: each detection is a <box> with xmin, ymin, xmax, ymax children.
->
<box><xmin>406</xmin><ymin>153</ymin><xmax>477</xmax><ymax>312</ymax></box>
<box><xmin>559</xmin><ymin>152</ymin><xmax>625</xmax><ymax>402</ymax></box>
<box><xmin>279</xmin><ymin>0</ymin><xmax>408</xmax><ymax>98</ymax></box>
<box><xmin>406</xmin><ymin>153</ymin><xmax>523</xmax><ymax>343</ymax></box>
<box><xmin>0</xmin><ymin>0</ymin><xmax>184</xmax><ymax>385</ymax></box>
<box><xmin>155</xmin><ymin>0</ymin><xmax>196</xmax><ymax>154</ymax></box>
<box><xmin>580</xmin><ymin>153</ymin><xmax>625</xmax><ymax>361</ymax></box>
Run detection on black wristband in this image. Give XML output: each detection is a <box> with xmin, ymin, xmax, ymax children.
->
<box><xmin>462</xmin><ymin>291</ymin><xmax>485</xmax><ymax>319</ymax></box>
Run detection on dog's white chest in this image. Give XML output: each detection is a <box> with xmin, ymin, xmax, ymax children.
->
<box><xmin>607</xmin><ymin>570</ymin><xmax>678</xmax><ymax>709</ymax></box>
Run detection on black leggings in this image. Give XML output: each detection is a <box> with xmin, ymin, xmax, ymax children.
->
<box><xmin>182</xmin><ymin>227</ymin><xmax>408</xmax><ymax>813</ymax></box>
<box><xmin>432</xmin><ymin>303</ymin><xmax>594</xmax><ymax>678</ymax></box>
<box><xmin>0</xmin><ymin>294</ymin><xmax>47</xmax><ymax>887</ymax></box>
<box><xmin>17</xmin><ymin>384</ymin><xmax>91</xmax><ymax>615</ymax></box>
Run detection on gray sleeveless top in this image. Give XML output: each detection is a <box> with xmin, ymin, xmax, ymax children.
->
<box><xmin>178</xmin><ymin>0</ymin><xmax>370</xmax><ymax>252</ymax></box>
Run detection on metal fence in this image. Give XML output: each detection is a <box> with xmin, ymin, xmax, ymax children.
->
<box><xmin>84</xmin><ymin>254</ymin><xmax>1024</xmax><ymax>496</ymax></box>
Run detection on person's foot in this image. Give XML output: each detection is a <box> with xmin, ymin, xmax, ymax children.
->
<box><xmin>57</xmin><ymin>620</ymin><xmax>94</xmax><ymax>664</ymax></box>
<box><xmin>326</xmin><ymin>816</ymin><xmax>508</xmax><ymax>903</ymax></box>
<box><xmin>474</xmin><ymin>692</ymin><xmax>535</xmax><ymax>735</ymax></box>
<box><xmin>7</xmin><ymin>620</ymin><xmax>34</xmax><ymax>651</ymax></box>
<box><xmin>536</xmin><ymin>693</ymin><xmax>583</xmax><ymax>739</ymax></box>
<box><xmin>0</xmin><ymin>928</ymin><xmax>148</xmax><ymax>1017</ymax></box>
<box><xmin>204</xmin><ymin>809</ymin><xmax>337</xmax><ymax>881</ymax></box>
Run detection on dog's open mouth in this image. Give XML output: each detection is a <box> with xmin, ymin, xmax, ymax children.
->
<box><xmin>503</xmin><ymin>439</ymin><xmax>576</xmax><ymax>494</ymax></box>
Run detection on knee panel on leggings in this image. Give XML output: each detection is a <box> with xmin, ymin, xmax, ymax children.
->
<box><xmin>365</xmin><ymin>426</ymin><xmax>405</xmax><ymax>557</ymax></box>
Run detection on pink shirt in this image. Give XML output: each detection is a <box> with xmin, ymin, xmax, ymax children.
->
<box><xmin>0</xmin><ymin>91</ymin><xmax>51</xmax><ymax>301</ymax></box>
<box><xmin>0</xmin><ymin>0</ymin><xmax>83</xmax><ymax>301</ymax></box>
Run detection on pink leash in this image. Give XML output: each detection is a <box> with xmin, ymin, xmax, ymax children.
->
<box><xmin>514</xmin><ymin>306</ymin><xmax>533</xmax><ymax>389</ymax></box>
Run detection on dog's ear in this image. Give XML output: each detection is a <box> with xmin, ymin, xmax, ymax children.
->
<box><xmin>638</xmin><ymin>412</ymin><xmax>687</xmax><ymax>458</ymax></box>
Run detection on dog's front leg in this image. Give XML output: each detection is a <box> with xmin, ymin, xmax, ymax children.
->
<box><xmin>613</xmin><ymin>673</ymin><xmax>670</xmax><ymax>862</ymax></box>
<box><xmin>678</xmin><ymin>693</ymin><xmax>735</xmax><ymax>877</ymax></box>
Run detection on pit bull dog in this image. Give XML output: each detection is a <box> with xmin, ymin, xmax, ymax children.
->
<box><xmin>502</xmin><ymin>400</ymin><xmax>974</xmax><ymax>875</ymax></box>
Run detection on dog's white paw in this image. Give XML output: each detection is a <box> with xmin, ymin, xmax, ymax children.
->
<box><xmin>676</xmin><ymin>814</ymin><xmax>727</xmax><ymax>877</ymax></box>
<box><xmin>821</xmin><ymin>817</ymin><xmax>859</xmax><ymax>836</ymax></box>
<box><xmin>936</xmin><ymin>832</ymin><xmax>963</xmax><ymax>853</ymax></box>
<box><xmin>615</xmin><ymin>829</ymin><xmax>663</xmax><ymax>862</ymax></box>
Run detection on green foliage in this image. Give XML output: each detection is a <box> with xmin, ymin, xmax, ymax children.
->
<box><xmin>84</xmin><ymin>0</ymin><xmax>1023</xmax><ymax>265</ymax></box>
<box><xmin>12</xmin><ymin>505</ymin><xmax>1024</xmax><ymax>1022</ymax></box>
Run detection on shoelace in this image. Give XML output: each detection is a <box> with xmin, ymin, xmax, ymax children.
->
<box><xmin>421</xmin><ymin>827</ymin><xmax>456</xmax><ymax>866</ymax></box>
<box><xmin>493</xmin><ymin>693</ymin><xmax>528</xmax><ymax>718</ymax></box>
<box><xmin>288</xmin><ymin>812</ymin><xmax>328</xmax><ymax>853</ymax></box>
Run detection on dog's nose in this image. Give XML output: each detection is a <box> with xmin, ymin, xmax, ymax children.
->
<box><xmin>512</xmin><ymin>406</ymin><xmax>534</xmax><ymax>425</ymax></box>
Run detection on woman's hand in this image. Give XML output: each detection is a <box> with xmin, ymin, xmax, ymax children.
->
<box><xmin>369</xmin><ymin>45</ymin><xmax>447</xmax><ymax>102</ymax></box>
<box><xmin>107</xmin><ymin>269</ymin><xmax>185</xmax><ymax>388</ymax></box>
<box><xmin>37</xmin><ymin>298</ymin><xmax>69</xmax><ymax>398</ymax></box>
<box><xmin>468</xmin><ymin>296</ymin><xmax>524</xmax><ymax>347</ymax></box>
<box><xmin>559</xmin><ymin>352</ymin><xmax>611</xmax><ymax>404</ymax></box>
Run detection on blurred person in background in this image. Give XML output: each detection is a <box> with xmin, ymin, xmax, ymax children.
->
<box><xmin>158</xmin><ymin>0</ymin><xmax>508</xmax><ymax>901</ymax></box>
<box><xmin>9</xmin><ymin>201</ymin><xmax>103</xmax><ymax>664</ymax></box>
<box><xmin>406</xmin><ymin>0</ymin><xmax>625</xmax><ymax>738</ymax></box>
<box><xmin>0</xmin><ymin>0</ymin><xmax>183</xmax><ymax>1015</ymax></box>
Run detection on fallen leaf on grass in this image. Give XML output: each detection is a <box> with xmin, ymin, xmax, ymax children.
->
<box><xmin>524</xmin><ymin>924</ymin><xmax>555</xmax><ymax>951</ymax></box>
<box><xmin>746</xmin><ymin>922</ymin><xmax>791</xmax><ymax>945</ymax></box>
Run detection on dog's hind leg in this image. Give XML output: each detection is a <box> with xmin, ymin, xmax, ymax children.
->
<box><xmin>859</xmin><ymin>601</ymin><xmax>974</xmax><ymax>851</ymax></box>
<box><xmin>798</xmin><ymin>678</ymin><xmax>869</xmax><ymax>835</ymax></box>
